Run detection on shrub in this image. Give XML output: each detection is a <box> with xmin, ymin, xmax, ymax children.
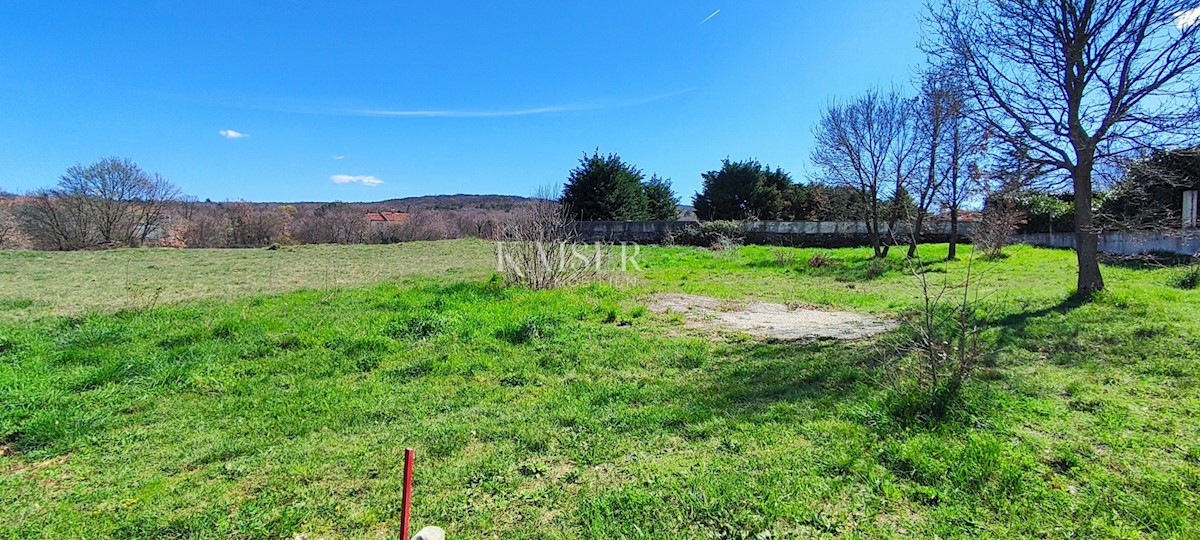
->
<box><xmin>772</xmin><ymin>249</ymin><xmax>797</xmax><ymax>267</ymax></box>
<box><xmin>865</xmin><ymin>260</ymin><xmax>888</xmax><ymax>279</ymax></box>
<box><xmin>668</xmin><ymin>221</ymin><xmax>744</xmax><ymax>248</ymax></box>
<box><xmin>496</xmin><ymin>193</ymin><xmax>603</xmax><ymax>290</ymax></box>
<box><xmin>806</xmin><ymin>252</ymin><xmax>833</xmax><ymax>268</ymax></box>
<box><xmin>975</xmin><ymin>195</ymin><xmax>1026</xmax><ymax>259</ymax></box>
<box><xmin>1171</xmin><ymin>257</ymin><xmax>1200</xmax><ymax>289</ymax></box>
<box><xmin>886</xmin><ymin>256</ymin><xmax>990</xmax><ymax>421</ymax></box>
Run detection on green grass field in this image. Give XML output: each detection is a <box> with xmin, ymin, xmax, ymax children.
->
<box><xmin>2</xmin><ymin>242</ymin><xmax>1199</xmax><ymax>538</ymax></box>
<box><xmin>0</xmin><ymin>241</ymin><xmax>497</xmax><ymax>320</ymax></box>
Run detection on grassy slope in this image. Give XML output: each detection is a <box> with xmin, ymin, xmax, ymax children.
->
<box><xmin>1</xmin><ymin>243</ymin><xmax>1199</xmax><ymax>538</ymax></box>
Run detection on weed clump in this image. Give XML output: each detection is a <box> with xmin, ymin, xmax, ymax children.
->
<box><xmin>1170</xmin><ymin>258</ymin><xmax>1200</xmax><ymax>289</ymax></box>
<box><xmin>806</xmin><ymin>252</ymin><xmax>832</xmax><ymax>268</ymax></box>
<box><xmin>384</xmin><ymin>310</ymin><xmax>452</xmax><ymax>340</ymax></box>
<box><xmin>499</xmin><ymin>315</ymin><xmax>558</xmax><ymax>344</ymax></box>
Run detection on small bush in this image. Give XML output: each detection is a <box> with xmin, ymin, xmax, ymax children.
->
<box><xmin>1170</xmin><ymin>258</ymin><xmax>1200</xmax><ymax>289</ymax></box>
<box><xmin>806</xmin><ymin>252</ymin><xmax>832</xmax><ymax>268</ymax></box>
<box><xmin>865</xmin><ymin>260</ymin><xmax>888</xmax><ymax>279</ymax></box>
<box><xmin>771</xmin><ymin>249</ymin><xmax>797</xmax><ymax>267</ymax></box>
<box><xmin>496</xmin><ymin>195</ymin><xmax>601</xmax><ymax>290</ymax></box>
<box><xmin>668</xmin><ymin>221</ymin><xmax>744</xmax><ymax>248</ymax></box>
<box><xmin>885</xmin><ymin>257</ymin><xmax>990</xmax><ymax>421</ymax></box>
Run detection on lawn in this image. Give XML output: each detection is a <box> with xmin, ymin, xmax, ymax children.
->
<box><xmin>2</xmin><ymin>242</ymin><xmax>1199</xmax><ymax>538</ymax></box>
<box><xmin>0</xmin><ymin>240</ymin><xmax>497</xmax><ymax>321</ymax></box>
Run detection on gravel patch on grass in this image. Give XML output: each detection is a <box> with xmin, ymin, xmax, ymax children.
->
<box><xmin>650</xmin><ymin>293</ymin><xmax>896</xmax><ymax>340</ymax></box>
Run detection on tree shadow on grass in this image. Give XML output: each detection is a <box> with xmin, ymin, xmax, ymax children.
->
<box><xmin>655</xmin><ymin>329</ymin><xmax>1033</xmax><ymax>437</ymax></box>
<box><xmin>1099</xmin><ymin>251</ymin><xmax>1196</xmax><ymax>270</ymax></box>
<box><xmin>658</xmin><ymin>339</ymin><xmax>881</xmax><ymax>433</ymax></box>
<box><xmin>744</xmin><ymin>254</ymin><xmax>916</xmax><ymax>283</ymax></box>
<box><xmin>989</xmin><ymin>293</ymin><xmax>1089</xmax><ymax>353</ymax></box>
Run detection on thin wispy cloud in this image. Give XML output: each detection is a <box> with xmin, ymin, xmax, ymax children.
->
<box><xmin>700</xmin><ymin>9</ymin><xmax>721</xmax><ymax>25</ymax></box>
<box><xmin>219</xmin><ymin>129</ymin><xmax>248</xmax><ymax>139</ymax></box>
<box><xmin>341</xmin><ymin>89</ymin><xmax>695</xmax><ymax>119</ymax></box>
<box><xmin>1177</xmin><ymin>7</ymin><xmax>1200</xmax><ymax>29</ymax></box>
<box><xmin>332</xmin><ymin>155</ymin><xmax>346</xmax><ymax>161</ymax></box>
<box><xmin>331</xmin><ymin>174</ymin><xmax>383</xmax><ymax>186</ymax></box>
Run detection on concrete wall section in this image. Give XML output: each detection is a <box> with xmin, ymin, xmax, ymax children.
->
<box><xmin>1012</xmin><ymin>231</ymin><xmax>1200</xmax><ymax>256</ymax></box>
<box><xmin>573</xmin><ymin>221</ymin><xmax>693</xmax><ymax>243</ymax></box>
<box><xmin>573</xmin><ymin>220</ymin><xmax>975</xmax><ymax>247</ymax></box>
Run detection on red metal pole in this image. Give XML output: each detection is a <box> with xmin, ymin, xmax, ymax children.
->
<box><xmin>401</xmin><ymin>447</ymin><xmax>415</xmax><ymax>540</ymax></box>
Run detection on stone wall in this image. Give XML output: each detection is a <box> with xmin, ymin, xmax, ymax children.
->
<box><xmin>573</xmin><ymin>220</ymin><xmax>974</xmax><ymax>247</ymax></box>
<box><xmin>1012</xmin><ymin>231</ymin><xmax>1200</xmax><ymax>256</ymax></box>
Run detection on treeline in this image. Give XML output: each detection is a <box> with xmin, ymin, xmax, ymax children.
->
<box><xmin>558</xmin><ymin>152</ymin><xmax>876</xmax><ymax>223</ymax></box>
<box><xmin>0</xmin><ymin>157</ymin><xmax>533</xmax><ymax>250</ymax></box>
<box><xmin>169</xmin><ymin>201</ymin><xmax>512</xmax><ymax>248</ymax></box>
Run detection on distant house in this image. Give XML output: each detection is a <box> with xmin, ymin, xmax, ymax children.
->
<box><xmin>365</xmin><ymin>211</ymin><xmax>411</xmax><ymax>224</ymax></box>
<box><xmin>932</xmin><ymin>206</ymin><xmax>983</xmax><ymax>223</ymax></box>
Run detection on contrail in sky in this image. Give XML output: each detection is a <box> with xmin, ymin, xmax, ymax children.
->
<box><xmin>700</xmin><ymin>9</ymin><xmax>720</xmax><ymax>25</ymax></box>
<box><xmin>346</xmin><ymin>88</ymin><xmax>696</xmax><ymax>119</ymax></box>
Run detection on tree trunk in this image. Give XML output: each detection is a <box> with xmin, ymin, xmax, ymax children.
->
<box><xmin>1073</xmin><ymin>158</ymin><xmax>1105</xmax><ymax>295</ymax></box>
<box><xmin>947</xmin><ymin>206</ymin><xmax>959</xmax><ymax>260</ymax></box>
<box><xmin>907</xmin><ymin>211</ymin><xmax>924</xmax><ymax>258</ymax></box>
<box><xmin>867</xmin><ymin>191</ymin><xmax>885</xmax><ymax>258</ymax></box>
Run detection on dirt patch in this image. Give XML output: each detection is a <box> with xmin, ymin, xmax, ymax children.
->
<box><xmin>650</xmin><ymin>294</ymin><xmax>896</xmax><ymax>341</ymax></box>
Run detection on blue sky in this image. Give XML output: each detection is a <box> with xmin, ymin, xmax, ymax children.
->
<box><xmin>0</xmin><ymin>1</ymin><xmax>926</xmax><ymax>202</ymax></box>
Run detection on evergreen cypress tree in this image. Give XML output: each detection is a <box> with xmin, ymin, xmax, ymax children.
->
<box><xmin>693</xmin><ymin>159</ymin><xmax>793</xmax><ymax>220</ymax></box>
<box><xmin>643</xmin><ymin>175</ymin><xmax>680</xmax><ymax>221</ymax></box>
<box><xmin>560</xmin><ymin>150</ymin><xmax>649</xmax><ymax>221</ymax></box>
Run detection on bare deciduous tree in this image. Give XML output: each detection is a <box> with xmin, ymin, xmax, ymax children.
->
<box><xmin>939</xmin><ymin>91</ymin><xmax>989</xmax><ymax>260</ymax></box>
<box><xmin>909</xmin><ymin>68</ymin><xmax>956</xmax><ymax>258</ymax></box>
<box><xmin>813</xmin><ymin>89</ymin><xmax>920</xmax><ymax>258</ymax></box>
<box><xmin>59</xmin><ymin>157</ymin><xmax>180</xmax><ymax>246</ymax></box>
<box><xmin>15</xmin><ymin>158</ymin><xmax>179</xmax><ymax>249</ymax></box>
<box><xmin>295</xmin><ymin>202</ymin><xmax>367</xmax><ymax>244</ymax></box>
<box><xmin>178</xmin><ymin>202</ymin><xmax>230</xmax><ymax>248</ymax></box>
<box><xmin>225</xmin><ymin>201</ymin><xmax>284</xmax><ymax>247</ymax></box>
<box><xmin>928</xmin><ymin>0</ymin><xmax>1200</xmax><ymax>293</ymax></box>
<box><xmin>886</xmin><ymin>95</ymin><xmax>925</xmax><ymax>255</ymax></box>
<box><xmin>17</xmin><ymin>189</ymin><xmax>95</xmax><ymax>250</ymax></box>
<box><xmin>0</xmin><ymin>197</ymin><xmax>16</xmax><ymax>248</ymax></box>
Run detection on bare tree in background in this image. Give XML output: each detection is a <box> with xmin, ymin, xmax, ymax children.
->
<box><xmin>58</xmin><ymin>157</ymin><xmax>180</xmax><ymax>246</ymax></box>
<box><xmin>886</xmin><ymin>94</ymin><xmax>925</xmax><ymax>256</ymax></box>
<box><xmin>909</xmin><ymin>68</ymin><xmax>956</xmax><ymax>258</ymax></box>
<box><xmin>0</xmin><ymin>200</ymin><xmax>15</xmax><ymax>248</ymax></box>
<box><xmin>927</xmin><ymin>0</ymin><xmax>1200</xmax><ymax>294</ymax></box>
<box><xmin>225</xmin><ymin>201</ymin><xmax>284</xmax><ymax>247</ymax></box>
<box><xmin>177</xmin><ymin>202</ymin><xmax>229</xmax><ymax>248</ymax></box>
<box><xmin>813</xmin><ymin>89</ymin><xmax>918</xmax><ymax>258</ymax></box>
<box><xmin>939</xmin><ymin>88</ymin><xmax>989</xmax><ymax>260</ymax></box>
<box><xmin>18</xmin><ymin>189</ymin><xmax>97</xmax><ymax>250</ymax></box>
<box><xmin>295</xmin><ymin>202</ymin><xmax>367</xmax><ymax>244</ymax></box>
<box><xmin>16</xmin><ymin>158</ymin><xmax>179</xmax><ymax>249</ymax></box>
